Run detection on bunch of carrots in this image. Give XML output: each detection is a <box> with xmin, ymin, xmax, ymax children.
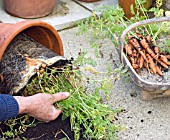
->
<box><xmin>124</xmin><ymin>35</ymin><xmax>170</xmax><ymax>76</ymax></box>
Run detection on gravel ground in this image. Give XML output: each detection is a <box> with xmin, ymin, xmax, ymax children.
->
<box><xmin>58</xmin><ymin>27</ymin><xmax>170</xmax><ymax>140</ymax></box>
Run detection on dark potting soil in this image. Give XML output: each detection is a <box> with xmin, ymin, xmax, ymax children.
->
<box><xmin>20</xmin><ymin>115</ymin><xmax>75</xmax><ymax>140</ymax></box>
<box><xmin>0</xmin><ymin>115</ymin><xmax>86</xmax><ymax>140</ymax></box>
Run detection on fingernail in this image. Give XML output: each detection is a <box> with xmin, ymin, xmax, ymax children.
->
<box><xmin>64</xmin><ymin>92</ymin><xmax>70</xmax><ymax>97</ymax></box>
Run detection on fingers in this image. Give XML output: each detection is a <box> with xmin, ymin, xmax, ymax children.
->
<box><xmin>51</xmin><ymin>107</ymin><xmax>62</xmax><ymax>120</ymax></box>
<box><xmin>32</xmin><ymin>108</ymin><xmax>62</xmax><ymax>122</ymax></box>
<box><xmin>24</xmin><ymin>93</ymin><xmax>68</xmax><ymax>123</ymax></box>
<box><xmin>50</xmin><ymin>92</ymin><xmax>70</xmax><ymax>103</ymax></box>
<box><xmin>45</xmin><ymin>108</ymin><xmax>62</xmax><ymax>122</ymax></box>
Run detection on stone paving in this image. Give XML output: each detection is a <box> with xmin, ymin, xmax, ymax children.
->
<box><xmin>0</xmin><ymin>0</ymin><xmax>118</xmax><ymax>30</ymax></box>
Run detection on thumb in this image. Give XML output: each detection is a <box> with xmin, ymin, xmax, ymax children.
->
<box><xmin>51</xmin><ymin>92</ymin><xmax>70</xmax><ymax>103</ymax></box>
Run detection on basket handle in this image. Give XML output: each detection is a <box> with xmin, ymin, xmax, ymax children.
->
<box><xmin>120</xmin><ymin>17</ymin><xmax>170</xmax><ymax>64</ymax></box>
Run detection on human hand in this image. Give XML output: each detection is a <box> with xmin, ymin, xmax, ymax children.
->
<box><xmin>14</xmin><ymin>92</ymin><xmax>69</xmax><ymax>122</ymax></box>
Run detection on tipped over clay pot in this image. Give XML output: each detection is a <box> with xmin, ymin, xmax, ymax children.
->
<box><xmin>3</xmin><ymin>0</ymin><xmax>56</xmax><ymax>18</ymax></box>
<box><xmin>0</xmin><ymin>20</ymin><xmax>64</xmax><ymax>60</ymax></box>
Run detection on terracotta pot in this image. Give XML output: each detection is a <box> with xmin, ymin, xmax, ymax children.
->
<box><xmin>118</xmin><ymin>0</ymin><xmax>153</xmax><ymax>19</ymax></box>
<box><xmin>3</xmin><ymin>0</ymin><xmax>56</xmax><ymax>18</ymax></box>
<box><xmin>0</xmin><ymin>20</ymin><xmax>64</xmax><ymax>60</ymax></box>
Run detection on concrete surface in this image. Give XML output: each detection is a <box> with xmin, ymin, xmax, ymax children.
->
<box><xmin>59</xmin><ymin>27</ymin><xmax>170</xmax><ymax>140</ymax></box>
<box><xmin>0</xmin><ymin>0</ymin><xmax>117</xmax><ymax>30</ymax></box>
<box><xmin>0</xmin><ymin>0</ymin><xmax>170</xmax><ymax>139</ymax></box>
<box><xmin>0</xmin><ymin>0</ymin><xmax>91</xmax><ymax>30</ymax></box>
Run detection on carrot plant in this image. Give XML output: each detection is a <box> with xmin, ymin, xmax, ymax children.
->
<box><xmin>0</xmin><ymin>52</ymin><xmax>127</xmax><ymax>140</ymax></box>
<box><xmin>0</xmin><ymin>115</ymin><xmax>35</xmax><ymax>139</ymax></box>
<box><xmin>23</xmin><ymin>63</ymin><xmax>126</xmax><ymax>140</ymax></box>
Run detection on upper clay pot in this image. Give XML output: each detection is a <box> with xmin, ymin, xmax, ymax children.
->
<box><xmin>3</xmin><ymin>0</ymin><xmax>56</xmax><ymax>18</ymax></box>
<box><xmin>118</xmin><ymin>0</ymin><xmax>153</xmax><ymax>19</ymax></box>
<box><xmin>0</xmin><ymin>20</ymin><xmax>64</xmax><ymax>60</ymax></box>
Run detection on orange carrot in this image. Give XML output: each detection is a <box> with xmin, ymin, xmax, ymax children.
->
<box><xmin>146</xmin><ymin>54</ymin><xmax>157</xmax><ymax>74</ymax></box>
<box><xmin>143</xmin><ymin>61</ymin><xmax>155</xmax><ymax>74</ymax></box>
<box><xmin>131</xmin><ymin>49</ymin><xmax>139</xmax><ymax>69</ymax></box>
<box><xmin>140</xmin><ymin>38</ymin><xmax>168</xmax><ymax>68</ymax></box>
<box><xmin>150</xmin><ymin>69</ymin><xmax>155</xmax><ymax>74</ymax></box>
<box><xmin>143</xmin><ymin>61</ymin><xmax>149</xmax><ymax>70</ymax></box>
<box><xmin>128</xmin><ymin>37</ymin><xmax>146</xmax><ymax>60</ymax></box>
<box><xmin>155</xmin><ymin>65</ymin><xmax>163</xmax><ymax>76</ymax></box>
<box><xmin>132</xmin><ymin>49</ymin><xmax>138</xmax><ymax>57</ymax></box>
<box><xmin>140</xmin><ymin>38</ymin><xmax>155</xmax><ymax>57</ymax></box>
<box><xmin>146</xmin><ymin>35</ymin><xmax>152</xmax><ymax>43</ymax></box>
<box><xmin>153</xmin><ymin>46</ymin><xmax>160</xmax><ymax>54</ymax></box>
<box><xmin>156</xmin><ymin>59</ymin><xmax>169</xmax><ymax>68</ymax></box>
<box><xmin>143</xmin><ymin>62</ymin><xmax>155</xmax><ymax>74</ymax></box>
<box><xmin>160</xmin><ymin>55</ymin><xmax>170</xmax><ymax>65</ymax></box>
<box><xmin>132</xmin><ymin>64</ymin><xmax>139</xmax><ymax>69</ymax></box>
<box><xmin>124</xmin><ymin>44</ymin><xmax>133</xmax><ymax>56</ymax></box>
<box><xmin>130</xmin><ymin>57</ymin><xmax>135</xmax><ymax>65</ymax></box>
<box><xmin>138</xmin><ymin>54</ymin><xmax>144</xmax><ymax>68</ymax></box>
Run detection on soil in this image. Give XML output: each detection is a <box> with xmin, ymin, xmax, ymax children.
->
<box><xmin>0</xmin><ymin>115</ymin><xmax>86</xmax><ymax>140</ymax></box>
<box><xmin>20</xmin><ymin>115</ymin><xmax>74</xmax><ymax>140</ymax></box>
